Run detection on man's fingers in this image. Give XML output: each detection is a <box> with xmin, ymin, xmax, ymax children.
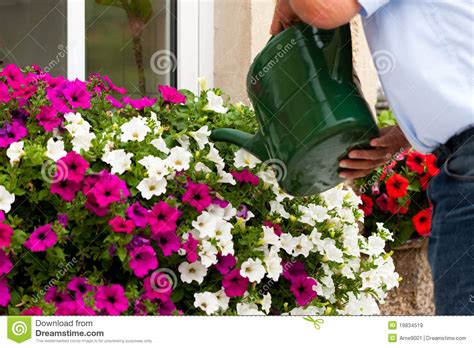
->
<box><xmin>338</xmin><ymin>169</ymin><xmax>373</xmax><ymax>179</ymax></box>
<box><xmin>348</xmin><ymin>148</ymin><xmax>391</xmax><ymax>160</ymax></box>
<box><xmin>339</xmin><ymin>158</ymin><xmax>387</xmax><ymax>170</ymax></box>
<box><xmin>370</xmin><ymin>127</ymin><xmax>406</xmax><ymax>147</ymax></box>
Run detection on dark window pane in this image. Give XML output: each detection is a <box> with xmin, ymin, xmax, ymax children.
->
<box><xmin>0</xmin><ymin>0</ymin><xmax>68</xmax><ymax>76</ymax></box>
<box><xmin>86</xmin><ymin>0</ymin><xmax>176</xmax><ymax>97</ymax></box>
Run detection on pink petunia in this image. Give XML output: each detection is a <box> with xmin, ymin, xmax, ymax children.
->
<box><xmin>147</xmin><ymin>201</ymin><xmax>181</xmax><ymax>235</ymax></box>
<box><xmin>50</xmin><ymin>179</ymin><xmax>82</xmax><ymax>202</ymax></box>
<box><xmin>0</xmin><ymin>121</ymin><xmax>28</xmax><ymax>148</ymax></box>
<box><xmin>222</xmin><ymin>268</ymin><xmax>249</xmax><ymax>297</ymax></box>
<box><xmin>122</xmin><ymin>96</ymin><xmax>156</xmax><ymax>110</ymax></box>
<box><xmin>106</xmin><ymin>95</ymin><xmax>124</xmax><ymax>108</ymax></box>
<box><xmin>153</xmin><ymin>230</ymin><xmax>181</xmax><ymax>256</ymax></box>
<box><xmin>182</xmin><ymin>234</ymin><xmax>199</xmax><ymax>263</ymax></box>
<box><xmin>0</xmin><ymin>82</ymin><xmax>11</xmax><ymax>103</ymax></box>
<box><xmin>0</xmin><ymin>250</ymin><xmax>12</xmax><ymax>276</ymax></box>
<box><xmin>0</xmin><ymin>223</ymin><xmax>14</xmax><ymax>248</ymax></box>
<box><xmin>55</xmin><ymin>300</ymin><xmax>96</xmax><ymax>316</ymax></box>
<box><xmin>263</xmin><ymin>221</ymin><xmax>283</xmax><ymax>236</ymax></box>
<box><xmin>67</xmin><ymin>277</ymin><xmax>94</xmax><ymax>297</ymax></box>
<box><xmin>129</xmin><ymin>246</ymin><xmax>158</xmax><ymax>278</ymax></box>
<box><xmin>231</xmin><ymin>169</ymin><xmax>259</xmax><ymax>186</ymax></box>
<box><xmin>44</xmin><ymin>286</ymin><xmax>71</xmax><ymax>305</ymax></box>
<box><xmin>62</xmin><ymin>79</ymin><xmax>91</xmax><ymax>109</ymax></box>
<box><xmin>0</xmin><ymin>278</ymin><xmax>10</xmax><ymax>307</ymax></box>
<box><xmin>0</xmin><ymin>64</ymin><xmax>24</xmax><ymax>89</ymax></box>
<box><xmin>24</xmin><ymin>223</ymin><xmax>58</xmax><ymax>252</ymax></box>
<box><xmin>85</xmin><ymin>193</ymin><xmax>109</xmax><ymax>217</ymax></box>
<box><xmin>109</xmin><ymin>216</ymin><xmax>135</xmax><ymax>234</ymax></box>
<box><xmin>126</xmin><ymin>202</ymin><xmax>148</xmax><ymax>229</ymax></box>
<box><xmin>36</xmin><ymin>105</ymin><xmax>62</xmax><ymax>132</ymax></box>
<box><xmin>56</xmin><ymin>151</ymin><xmax>89</xmax><ymax>183</ymax></box>
<box><xmin>290</xmin><ymin>275</ymin><xmax>317</xmax><ymax>306</ymax></box>
<box><xmin>95</xmin><ymin>284</ymin><xmax>129</xmax><ymax>315</ymax></box>
<box><xmin>143</xmin><ymin>273</ymin><xmax>172</xmax><ymax>302</ymax></box>
<box><xmin>21</xmin><ymin>306</ymin><xmax>43</xmax><ymax>315</ymax></box>
<box><xmin>88</xmin><ymin>171</ymin><xmax>130</xmax><ymax>208</ymax></box>
<box><xmin>156</xmin><ymin>298</ymin><xmax>176</xmax><ymax>315</ymax></box>
<box><xmin>158</xmin><ymin>85</ymin><xmax>186</xmax><ymax>104</ymax></box>
<box><xmin>182</xmin><ymin>181</ymin><xmax>212</xmax><ymax>212</ymax></box>
<box><xmin>282</xmin><ymin>260</ymin><xmax>307</xmax><ymax>280</ymax></box>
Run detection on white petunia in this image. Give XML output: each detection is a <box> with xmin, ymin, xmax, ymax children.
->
<box><xmin>176</xmin><ymin>134</ymin><xmax>190</xmax><ymax>149</ymax></box>
<box><xmin>340</xmin><ymin>292</ymin><xmax>380</xmax><ymax>315</ymax></box>
<box><xmin>166</xmin><ymin>146</ymin><xmax>192</xmax><ymax>171</ymax></box>
<box><xmin>207</xmin><ymin>203</ymin><xmax>237</xmax><ymax>221</ymax></box>
<box><xmin>292</xmin><ymin>235</ymin><xmax>313</xmax><ymax>257</ymax></box>
<box><xmin>6</xmin><ymin>141</ymin><xmax>25</xmax><ymax>166</ymax></box>
<box><xmin>269</xmin><ymin>200</ymin><xmax>290</xmax><ymax>219</ymax></box>
<box><xmin>217</xmin><ymin>170</ymin><xmax>236</xmax><ymax>185</ymax></box>
<box><xmin>240</xmin><ymin>258</ymin><xmax>266</xmax><ymax>283</ymax></box>
<box><xmin>299</xmin><ymin>204</ymin><xmax>329</xmax><ymax>225</ymax></box>
<box><xmin>150</xmin><ymin>136</ymin><xmax>170</xmax><ymax>154</ymax></box>
<box><xmin>137</xmin><ymin>177</ymin><xmax>167</xmax><ymax>199</ymax></box>
<box><xmin>189</xmin><ymin>126</ymin><xmax>210</xmax><ymax>149</ymax></box>
<box><xmin>215</xmin><ymin>288</ymin><xmax>230</xmax><ymax>312</ymax></box>
<box><xmin>262</xmin><ymin>226</ymin><xmax>280</xmax><ymax>248</ymax></box>
<box><xmin>199</xmin><ymin>240</ymin><xmax>218</xmax><ymax>267</ymax></box>
<box><xmin>320</xmin><ymin>187</ymin><xmax>346</xmax><ymax>210</ymax></box>
<box><xmin>138</xmin><ymin>156</ymin><xmax>169</xmax><ymax>179</ymax></box>
<box><xmin>0</xmin><ymin>185</ymin><xmax>15</xmax><ymax>213</ymax></box>
<box><xmin>71</xmin><ymin>129</ymin><xmax>95</xmax><ymax>153</ymax></box>
<box><xmin>194</xmin><ymin>292</ymin><xmax>220</xmax><ymax>315</ymax></box>
<box><xmin>194</xmin><ymin>162</ymin><xmax>212</xmax><ymax>173</ymax></box>
<box><xmin>46</xmin><ymin>138</ymin><xmax>67</xmax><ymax>162</ymax></box>
<box><xmin>64</xmin><ymin>112</ymin><xmax>85</xmax><ymax>125</ymax></box>
<box><xmin>214</xmin><ymin>219</ymin><xmax>233</xmax><ymax>242</ymax></box>
<box><xmin>366</xmin><ymin>235</ymin><xmax>386</xmax><ymax>256</ymax></box>
<box><xmin>192</xmin><ymin>212</ymin><xmax>218</xmax><ymax>238</ymax></box>
<box><xmin>120</xmin><ymin>117</ymin><xmax>151</xmax><ymax>142</ymax></box>
<box><xmin>320</xmin><ymin>238</ymin><xmax>344</xmax><ymax>263</ymax></box>
<box><xmin>280</xmin><ymin>233</ymin><xmax>297</xmax><ymax>254</ymax></box>
<box><xmin>261</xmin><ymin>293</ymin><xmax>272</xmax><ymax>314</ymax></box>
<box><xmin>204</xmin><ymin>90</ymin><xmax>228</xmax><ymax>114</ymax></box>
<box><xmin>236</xmin><ymin>303</ymin><xmax>265</xmax><ymax>315</ymax></box>
<box><xmin>206</xmin><ymin>144</ymin><xmax>225</xmax><ymax>170</ymax></box>
<box><xmin>178</xmin><ymin>261</ymin><xmax>207</xmax><ymax>284</ymax></box>
<box><xmin>102</xmin><ymin>149</ymin><xmax>133</xmax><ymax>175</ymax></box>
<box><xmin>234</xmin><ymin>149</ymin><xmax>261</xmax><ymax>169</ymax></box>
<box><xmin>264</xmin><ymin>253</ymin><xmax>283</xmax><ymax>281</ymax></box>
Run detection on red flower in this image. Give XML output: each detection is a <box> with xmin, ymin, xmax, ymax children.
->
<box><xmin>420</xmin><ymin>173</ymin><xmax>431</xmax><ymax>191</ymax></box>
<box><xmin>386</xmin><ymin>174</ymin><xmax>409</xmax><ymax>198</ymax></box>
<box><xmin>359</xmin><ymin>194</ymin><xmax>374</xmax><ymax>216</ymax></box>
<box><xmin>412</xmin><ymin>208</ymin><xmax>432</xmax><ymax>236</ymax></box>
<box><xmin>387</xmin><ymin>197</ymin><xmax>410</xmax><ymax>214</ymax></box>
<box><xmin>424</xmin><ymin>154</ymin><xmax>439</xmax><ymax>176</ymax></box>
<box><xmin>406</xmin><ymin>151</ymin><xmax>426</xmax><ymax>174</ymax></box>
<box><xmin>376</xmin><ymin>193</ymin><xmax>389</xmax><ymax>211</ymax></box>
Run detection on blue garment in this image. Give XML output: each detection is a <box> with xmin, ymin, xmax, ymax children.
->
<box><xmin>427</xmin><ymin>129</ymin><xmax>474</xmax><ymax>315</ymax></box>
<box><xmin>358</xmin><ymin>0</ymin><xmax>474</xmax><ymax>153</ymax></box>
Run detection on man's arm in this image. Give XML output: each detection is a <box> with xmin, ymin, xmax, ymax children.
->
<box><xmin>271</xmin><ymin>0</ymin><xmax>361</xmax><ymax>35</ymax></box>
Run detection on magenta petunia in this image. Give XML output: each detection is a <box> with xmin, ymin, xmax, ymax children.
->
<box><xmin>88</xmin><ymin>171</ymin><xmax>130</xmax><ymax>208</ymax></box>
<box><xmin>0</xmin><ymin>250</ymin><xmax>12</xmax><ymax>276</ymax></box>
<box><xmin>56</xmin><ymin>151</ymin><xmax>89</xmax><ymax>183</ymax></box>
<box><xmin>158</xmin><ymin>85</ymin><xmax>186</xmax><ymax>104</ymax></box>
<box><xmin>182</xmin><ymin>181</ymin><xmax>212</xmax><ymax>212</ymax></box>
<box><xmin>222</xmin><ymin>268</ymin><xmax>249</xmax><ymax>297</ymax></box>
<box><xmin>43</xmin><ymin>74</ymin><xmax>66</xmax><ymax>90</ymax></box>
<box><xmin>67</xmin><ymin>277</ymin><xmax>94</xmax><ymax>297</ymax></box>
<box><xmin>126</xmin><ymin>202</ymin><xmax>148</xmax><ymax>229</ymax></box>
<box><xmin>0</xmin><ymin>64</ymin><xmax>24</xmax><ymax>89</ymax></box>
<box><xmin>47</xmin><ymin>83</ymin><xmax>71</xmax><ymax>113</ymax></box>
<box><xmin>129</xmin><ymin>246</ymin><xmax>158</xmax><ymax>278</ymax></box>
<box><xmin>182</xmin><ymin>234</ymin><xmax>199</xmax><ymax>263</ymax></box>
<box><xmin>0</xmin><ymin>278</ymin><xmax>10</xmax><ymax>307</ymax></box>
<box><xmin>231</xmin><ymin>169</ymin><xmax>259</xmax><ymax>186</ymax></box>
<box><xmin>156</xmin><ymin>298</ymin><xmax>176</xmax><ymax>315</ymax></box>
<box><xmin>0</xmin><ymin>82</ymin><xmax>11</xmax><ymax>103</ymax></box>
<box><xmin>21</xmin><ymin>306</ymin><xmax>43</xmax><ymax>315</ymax></box>
<box><xmin>122</xmin><ymin>96</ymin><xmax>156</xmax><ymax>110</ymax></box>
<box><xmin>0</xmin><ymin>121</ymin><xmax>28</xmax><ymax>148</ymax></box>
<box><xmin>44</xmin><ymin>286</ymin><xmax>71</xmax><ymax>305</ymax></box>
<box><xmin>24</xmin><ymin>223</ymin><xmax>58</xmax><ymax>252</ymax></box>
<box><xmin>282</xmin><ymin>260</ymin><xmax>307</xmax><ymax>280</ymax></box>
<box><xmin>0</xmin><ymin>223</ymin><xmax>14</xmax><ymax>248</ymax></box>
<box><xmin>36</xmin><ymin>105</ymin><xmax>62</xmax><ymax>132</ymax></box>
<box><xmin>50</xmin><ymin>179</ymin><xmax>81</xmax><ymax>202</ymax></box>
<box><xmin>85</xmin><ymin>193</ymin><xmax>109</xmax><ymax>217</ymax></box>
<box><xmin>153</xmin><ymin>230</ymin><xmax>181</xmax><ymax>256</ymax></box>
<box><xmin>109</xmin><ymin>216</ymin><xmax>135</xmax><ymax>234</ymax></box>
<box><xmin>290</xmin><ymin>275</ymin><xmax>317</xmax><ymax>306</ymax></box>
<box><xmin>62</xmin><ymin>78</ymin><xmax>91</xmax><ymax>109</ymax></box>
<box><xmin>106</xmin><ymin>95</ymin><xmax>124</xmax><ymax>108</ymax></box>
<box><xmin>143</xmin><ymin>273</ymin><xmax>172</xmax><ymax>302</ymax></box>
<box><xmin>215</xmin><ymin>253</ymin><xmax>236</xmax><ymax>275</ymax></box>
<box><xmin>147</xmin><ymin>201</ymin><xmax>181</xmax><ymax>235</ymax></box>
<box><xmin>57</xmin><ymin>213</ymin><xmax>68</xmax><ymax>228</ymax></box>
<box><xmin>95</xmin><ymin>284</ymin><xmax>129</xmax><ymax>315</ymax></box>
<box><xmin>263</xmin><ymin>221</ymin><xmax>283</xmax><ymax>236</ymax></box>
<box><xmin>55</xmin><ymin>299</ymin><xmax>96</xmax><ymax>316</ymax></box>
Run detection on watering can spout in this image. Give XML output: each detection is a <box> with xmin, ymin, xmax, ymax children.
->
<box><xmin>210</xmin><ymin>128</ymin><xmax>270</xmax><ymax>162</ymax></box>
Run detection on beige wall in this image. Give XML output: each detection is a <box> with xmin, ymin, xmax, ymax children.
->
<box><xmin>214</xmin><ymin>0</ymin><xmax>379</xmax><ymax>112</ymax></box>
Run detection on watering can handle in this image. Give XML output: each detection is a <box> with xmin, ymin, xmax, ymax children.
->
<box><xmin>210</xmin><ymin>128</ymin><xmax>270</xmax><ymax>162</ymax></box>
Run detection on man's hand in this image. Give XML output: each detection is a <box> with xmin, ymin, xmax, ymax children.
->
<box><xmin>338</xmin><ymin>126</ymin><xmax>411</xmax><ymax>179</ymax></box>
<box><xmin>270</xmin><ymin>0</ymin><xmax>361</xmax><ymax>35</ymax></box>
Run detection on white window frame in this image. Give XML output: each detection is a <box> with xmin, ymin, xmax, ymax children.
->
<box><xmin>66</xmin><ymin>0</ymin><xmax>214</xmax><ymax>94</ymax></box>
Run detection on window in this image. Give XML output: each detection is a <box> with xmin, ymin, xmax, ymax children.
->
<box><xmin>0</xmin><ymin>0</ymin><xmax>214</xmax><ymax>95</ymax></box>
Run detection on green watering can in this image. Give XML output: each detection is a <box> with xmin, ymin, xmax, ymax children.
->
<box><xmin>210</xmin><ymin>23</ymin><xmax>379</xmax><ymax>196</ymax></box>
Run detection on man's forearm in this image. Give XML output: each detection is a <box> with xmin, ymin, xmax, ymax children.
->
<box><xmin>289</xmin><ymin>0</ymin><xmax>361</xmax><ymax>29</ymax></box>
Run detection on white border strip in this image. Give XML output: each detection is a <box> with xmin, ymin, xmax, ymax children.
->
<box><xmin>67</xmin><ymin>0</ymin><xmax>86</xmax><ymax>80</ymax></box>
